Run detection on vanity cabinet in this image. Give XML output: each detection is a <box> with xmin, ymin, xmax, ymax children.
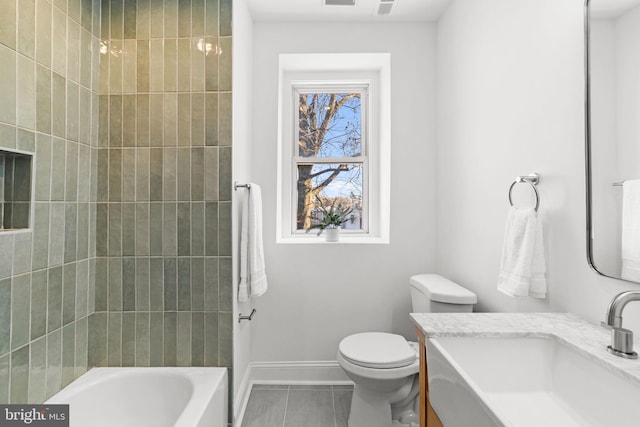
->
<box><xmin>416</xmin><ymin>327</ymin><xmax>444</xmax><ymax>427</ymax></box>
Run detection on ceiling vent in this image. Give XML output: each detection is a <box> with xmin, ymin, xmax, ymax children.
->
<box><xmin>377</xmin><ymin>0</ymin><xmax>394</xmax><ymax>15</ymax></box>
<box><xmin>325</xmin><ymin>0</ymin><xmax>356</xmax><ymax>5</ymax></box>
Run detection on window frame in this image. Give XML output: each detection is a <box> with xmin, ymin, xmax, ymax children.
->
<box><xmin>291</xmin><ymin>83</ymin><xmax>370</xmax><ymax>235</ymax></box>
<box><xmin>276</xmin><ymin>53</ymin><xmax>391</xmax><ymax>244</ymax></box>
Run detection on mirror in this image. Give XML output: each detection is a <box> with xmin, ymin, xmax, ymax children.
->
<box><xmin>586</xmin><ymin>0</ymin><xmax>640</xmax><ymax>282</ymax></box>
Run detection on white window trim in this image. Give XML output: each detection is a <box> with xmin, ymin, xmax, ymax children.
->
<box><xmin>276</xmin><ymin>53</ymin><xmax>391</xmax><ymax>244</ymax></box>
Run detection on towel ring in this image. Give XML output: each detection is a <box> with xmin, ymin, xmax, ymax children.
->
<box><xmin>508</xmin><ymin>173</ymin><xmax>540</xmax><ymax>212</ymax></box>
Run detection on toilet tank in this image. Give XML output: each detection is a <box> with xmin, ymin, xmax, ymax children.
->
<box><xmin>409</xmin><ymin>274</ymin><xmax>477</xmax><ymax>313</ymax></box>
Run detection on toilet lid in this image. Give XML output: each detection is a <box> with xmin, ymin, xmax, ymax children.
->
<box><xmin>339</xmin><ymin>333</ymin><xmax>417</xmax><ymax>369</ymax></box>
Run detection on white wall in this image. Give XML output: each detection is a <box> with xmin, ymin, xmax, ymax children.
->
<box><xmin>232</xmin><ymin>0</ymin><xmax>254</xmax><ymax>415</ymax></box>
<box><xmin>250</xmin><ymin>22</ymin><xmax>438</xmax><ymax>363</ymax></box>
<box><xmin>436</xmin><ymin>0</ymin><xmax>640</xmax><ymax>330</ymax></box>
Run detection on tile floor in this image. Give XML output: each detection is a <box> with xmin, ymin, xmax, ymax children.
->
<box><xmin>241</xmin><ymin>384</ymin><xmax>354</xmax><ymax>427</ymax></box>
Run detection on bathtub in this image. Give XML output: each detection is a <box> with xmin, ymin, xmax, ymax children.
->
<box><xmin>46</xmin><ymin>368</ymin><xmax>227</xmax><ymax>427</ymax></box>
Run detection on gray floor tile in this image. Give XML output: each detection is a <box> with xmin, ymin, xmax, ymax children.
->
<box><xmin>242</xmin><ymin>389</ymin><xmax>288</xmax><ymax>427</ymax></box>
<box><xmin>334</xmin><ymin>390</ymin><xmax>353</xmax><ymax>427</ymax></box>
<box><xmin>284</xmin><ymin>389</ymin><xmax>335</xmax><ymax>427</ymax></box>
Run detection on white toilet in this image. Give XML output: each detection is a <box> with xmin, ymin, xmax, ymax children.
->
<box><xmin>337</xmin><ymin>274</ymin><xmax>477</xmax><ymax>427</ymax></box>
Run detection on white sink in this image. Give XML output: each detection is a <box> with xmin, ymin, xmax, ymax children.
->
<box><xmin>427</xmin><ymin>335</ymin><xmax>640</xmax><ymax>427</ymax></box>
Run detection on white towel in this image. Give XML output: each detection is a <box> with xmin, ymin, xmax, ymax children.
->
<box><xmin>621</xmin><ymin>180</ymin><xmax>640</xmax><ymax>282</ymax></box>
<box><xmin>238</xmin><ymin>183</ymin><xmax>268</xmax><ymax>302</ymax></box>
<box><xmin>497</xmin><ymin>207</ymin><xmax>547</xmax><ymax>298</ymax></box>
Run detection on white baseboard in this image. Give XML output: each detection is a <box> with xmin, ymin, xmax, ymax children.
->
<box><xmin>233</xmin><ymin>365</ymin><xmax>253</xmax><ymax>426</ymax></box>
<box><xmin>250</xmin><ymin>360</ymin><xmax>351</xmax><ymax>384</ymax></box>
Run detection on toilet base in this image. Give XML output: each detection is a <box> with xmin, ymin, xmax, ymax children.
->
<box><xmin>347</xmin><ymin>381</ymin><xmax>418</xmax><ymax>427</ymax></box>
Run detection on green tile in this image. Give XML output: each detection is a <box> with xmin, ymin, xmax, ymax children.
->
<box><xmin>31</xmin><ymin>203</ymin><xmax>49</xmax><ymax>270</ymax></box>
<box><xmin>74</xmin><ymin>316</ymin><xmax>88</xmax><ymax>378</ymax></box>
<box><xmin>81</xmin><ymin>0</ymin><xmax>93</xmax><ymax>31</ymax></box>
<box><xmin>67</xmin><ymin>18</ymin><xmax>80</xmax><ymax>83</ymax></box>
<box><xmin>95</xmin><ymin>203</ymin><xmax>108</xmax><ymax>256</ymax></box>
<box><xmin>0</xmin><ymin>279</ymin><xmax>11</xmax><ymax>356</ymax></box>
<box><xmin>67</xmin><ymin>82</ymin><xmax>79</xmax><ymax>142</ymax></box>
<box><xmin>219</xmin><ymin>257</ymin><xmax>232</xmax><ymax>311</ymax></box>
<box><xmin>79</xmin><ymin>87</ymin><xmax>91</xmax><ymax>145</ymax></box>
<box><xmin>190</xmin><ymin>38</ymin><xmax>205</xmax><ymax>91</ymax></box>
<box><xmin>149</xmin><ymin>40</ymin><xmax>163</xmax><ymax>93</ymax></box>
<box><xmin>30</xmin><ymin>270</ymin><xmax>47</xmax><ymax>341</ymax></box>
<box><xmin>97</xmin><ymin>149</ymin><xmax>109</xmax><ymax>202</ymax></box>
<box><xmin>45</xmin><ymin>328</ymin><xmax>62</xmax><ymax>399</ymax></box>
<box><xmin>110</xmin><ymin>96</ymin><xmax>123</xmax><ymax>148</ymax></box>
<box><xmin>177</xmin><ymin>0</ymin><xmax>191</xmax><ymax>37</ymax></box>
<box><xmin>149</xmin><ymin>258</ymin><xmax>163</xmax><ymax>310</ymax></box>
<box><xmin>163</xmin><ymin>312</ymin><xmax>177</xmax><ymax>366</ymax></box>
<box><xmin>205</xmin><ymin>93</ymin><xmax>218</xmax><ymax>146</ymax></box>
<box><xmin>11</xmin><ymin>274</ymin><xmax>31</xmax><ymax>350</ymax></box>
<box><xmin>219</xmin><ymin>311</ymin><xmax>232</xmax><ymax>367</ymax></box>
<box><xmin>164</xmin><ymin>0</ymin><xmax>178</xmax><ymax>37</ymax></box>
<box><xmin>191</xmin><ymin>93</ymin><xmax>205</xmax><ymax>146</ymax></box>
<box><xmin>122</xmin><ymin>257</ymin><xmax>135</xmax><ymax>311</ymax></box>
<box><xmin>177</xmin><ymin>93</ymin><xmax>190</xmax><ymax>146</ymax></box>
<box><xmin>219</xmin><ymin>201</ymin><xmax>231</xmax><ymax>256</ymax></box>
<box><xmin>121</xmin><ymin>151</ymin><xmax>136</xmax><ymax>202</ymax></box>
<box><xmin>61</xmin><ymin>323</ymin><xmax>75</xmax><ymax>387</ymax></box>
<box><xmin>191</xmin><ymin>258</ymin><xmax>204</xmax><ymax>310</ymax></box>
<box><xmin>35</xmin><ymin>64</ymin><xmax>51</xmax><ymax>133</ymax></box>
<box><xmin>77</xmin><ymin>143</ymin><xmax>90</xmax><ymax>202</ymax></box>
<box><xmin>121</xmin><ymin>312</ymin><xmax>135</xmax><ymax>367</ymax></box>
<box><xmin>176</xmin><ymin>312</ymin><xmax>191</xmax><ymax>367</ymax></box>
<box><xmin>69</xmin><ymin>0</ymin><xmax>81</xmax><ymax>22</ymax></box>
<box><xmin>177</xmin><ymin>203</ymin><xmax>190</xmax><ymax>256</ymax></box>
<box><xmin>107</xmin><ymin>313</ymin><xmax>122</xmax><ymax>366</ymax></box>
<box><xmin>13</xmin><ymin>233</ymin><xmax>32</xmax><ymax>276</ymax></box>
<box><xmin>204</xmin><ymin>257</ymin><xmax>218</xmax><ymax>311</ymax></box>
<box><xmin>50</xmin><ymin>137</ymin><xmax>66</xmax><ymax>201</ymax></box>
<box><xmin>135</xmin><ymin>203</ymin><xmax>150</xmax><ymax>256</ymax></box>
<box><xmin>191</xmin><ymin>312</ymin><xmax>204</xmax><ymax>367</ymax></box>
<box><xmin>220</xmin><ymin>0</ymin><xmax>231</xmax><ymax>36</ymax></box>
<box><xmin>28</xmin><ymin>336</ymin><xmax>46</xmax><ymax>403</ymax></box>
<box><xmin>109</xmin><ymin>148</ymin><xmax>122</xmax><ymax>202</ymax></box>
<box><xmin>51</xmin><ymin>72</ymin><xmax>66</xmax><ymax>138</ymax></box>
<box><xmin>136</xmin><ymin>0</ymin><xmax>150</xmax><ymax>39</ymax></box>
<box><xmin>108</xmin><ymin>203</ymin><xmax>122</xmax><ymax>256</ymax></box>
<box><xmin>136</xmin><ymin>94</ymin><xmax>150</xmax><ymax>147</ymax></box>
<box><xmin>64</xmin><ymin>203</ymin><xmax>78</xmax><ymax>264</ymax></box>
<box><xmin>219</xmin><ymin>37</ymin><xmax>232</xmax><ymax>91</ymax></box>
<box><xmin>98</xmin><ymin>96</ymin><xmax>109</xmax><ymax>148</ymax></box>
<box><xmin>205</xmin><ymin>0</ymin><xmax>219</xmax><ymax>37</ymax></box>
<box><xmin>63</xmin><ymin>264</ymin><xmax>76</xmax><ymax>325</ymax></box>
<box><xmin>17</xmin><ymin>129</ymin><xmax>35</xmax><ymax>154</ymax></box>
<box><xmin>17</xmin><ymin>0</ymin><xmax>36</xmax><ymax>59</ymax></box>
<box><xmin>163</xmin><ymin>94</ymin><xmax>177</xmax><ymax>147</ymax></box>
<box><xmin>16</xmin><ymin>56</ymin><xmax>36</xmax><ymax>130</ymax></box>
<box><xmin>135</xmin><ymin>313</ymin><xmax>150</xmax><ymax>367</ymax></box>
<box><xmin>191</xmin><ymin>147</ymin><xmax>204</xmax><ymax>201</ymax></box>
<box><xmin>0</xmin><ymin>0</ymin><xmax>16</xmax><ymax>49</ymax></box>
<box><xmin>177</xmin><ymin>258</ymin><xmax>190</xmax><ymax>311</ymax></box>
<box><xmin>177</xmin><ymin>148</ymin><xmax>190</xmax><ymax>201</ymax></box>
<box><xmin>122</xmin><ymin>95</ymin><xmax>136</xmax><ymax>148</ymax></box>
<box><xmin>100</xmin><ymin>0</ymin><xmax>110</xmax><ymax>39</ymax></box>
<box><xmin>204</xmin><ymin>312</ymin><xmax>218</xmax><ymax>366</ymax></box>
<box><xmin>0</xmin><ymin>354</ymin><xmax>7</xmax><ymax>402</ymax></box>
<box><xmin>192</xmin><ymin>0</ymin><xmax>204</xmax><ymax>36</ymax></box>
<box><xmin>149</xmin><ymin>312</ymin><xmax>163</xmax><ymax>367</ymax></box>
<box><xmin>136</xmin><ymin>148</ymin><xmax>150</xmax><ymax>201</ymax></box>
<box><xmin>135</xmin><ymin>257</ymin><xmax>149</xmax><ymax>311</ymax></box>
<box><xmin>162</xmin><ymin>147</ymin><xmax>177</xmax><ymax>201</ymax></box>
<box><xmin>149</xmin><ymin>148</ymin><xmax>163</xmax><ymax>201</ymax></box>
<box><xmin>149</xmin><ymin>203</ymin><xmax>163</xmax><ymax>256</ymax></box>
<box><xmin>204</xmin><ymin>202</ymin><xmax>218</xmax><ymax>256</ymax></box>
<box><xmin>108</xmin><ymin>258</ymin><xmax>122</xmax><ymax>310</ymax></box>
<box><xmin>121</xmin><ymin>203</ymin><xmax>135</xmax><ymax>256</ymax></box>
<box><xmin>89</xmin><ymin>313</ymin><xmax>107</xmax><ymax>367</ymax></box>
<box><xmin>35</xmin><ymin>0</ymin><xmax>51</xmax><ymax>67</ymax></box>
<box><xmin>164</xmin><ymin>39</ymin><xmax>177</xmax><ymax>92</ymax></box>
<box><xmin>219</xmin><ymin>94</ymin><xmax>232</xmax><ymax>147</ymax></box>
<box><xmin>162</xmin><ymin>203</ymin><xmax>177</xmax><ymax>255</ymax></box>
<box><xmin>191</xmin><ymin>202</ymin><xmax>205</xmax><ymax>256</ymax></box>
<box><xmin>10</xmin><ymin>345</ymin><xmax>29</xmax><ymax>403</ymax></box>
<box><xmin>205</xmin><ymin>37</ymin><xmax>218</xmax><ymax>91</ymax></box>
<box><xmin>75</xmin><ymin>259</ymin><xmax>89</xmax><ymax>319</ymax></box>
<box><xmin>137</xmin><ymin>40</ymin><xmax>150</xmax><ymax>95</ymax></box>
<box><xmin>149</xmin><ymin>94</ymin><xmax>163</xmax><ymax>147</ymax></box>
<box><xmin>94</xmin><ymin>257</ymin><xmax>108</xmax><ymax>311</ymax></box>
<box><xmin>47</xmin><ymin>266</ymin><xmax>63</xmax><ymax>333</ymax></box>
<box><xmin>123</xmin><ymin>0</ymin><xmax>136</xmax><ymax>38</ymax></box>
<box><xmin>92</xmin><ymin>0</ymin><xmax>100</xmax><ymax>37</ymax></box>
<box><xmin>110</xmin><ymin>0</ymin><xmax>123</xmax><ymax>39</ymax></box>
<box><xmin>177</xmin><ymin>41</ymin><xmax>190</xmax><ymax>93</ymax></box>
<box><xmin>163</xmin><ymin>258</ymin><xmax>177</xmax><ymax>311</ymax></box>
<box><xmin>34</xmin><ymin>135</ymin><xmax>51</xmax><ymax>201</ymax></box>
<box><xmin>76</xmin><ymin>203</ymin><xmax>89</xmax><ymax>260</ymax></box>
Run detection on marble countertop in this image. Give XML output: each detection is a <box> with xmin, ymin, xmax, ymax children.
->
<box><xmin>410</xmin><ymin>312</ymin><xmax>640</xmax><ymax>384</ymax></box>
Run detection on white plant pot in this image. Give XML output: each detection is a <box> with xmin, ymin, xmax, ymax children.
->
<box><xmin>325</xmin><ymin>227</ymin><xmax>340</xmax><ymax>242</ymax></box>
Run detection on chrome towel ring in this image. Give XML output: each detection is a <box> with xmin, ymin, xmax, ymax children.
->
<box><xmin>508</xmin><ymin>173</ymin><xmax>540</xmax><ymax>212</ymax></box>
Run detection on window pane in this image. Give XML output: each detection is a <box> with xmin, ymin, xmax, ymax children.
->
<box><xmin>298</xmin><ymin>93</ymin><xmax>362</xmax><ymax>158</ymax></box>
<box><xmin>296</xmin><ymin>163</ymin><xmax>363</xmax><ymax>231</ymax></box>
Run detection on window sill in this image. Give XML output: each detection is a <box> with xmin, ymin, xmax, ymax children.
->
<box><xmin>276</xmin><ymin>234</ymin><xmax>389</xmax><ymax>245</ymax></box>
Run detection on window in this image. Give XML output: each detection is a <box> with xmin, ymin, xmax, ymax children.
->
<box><xmin>294</xmin><ymin>85</ymin><xmax>368</xmax><ymax>233</ymax></box>
<box><xmin>277</xmin><ymin>53</ymin><xmax>390</xmax><ymax>243</ymax></box>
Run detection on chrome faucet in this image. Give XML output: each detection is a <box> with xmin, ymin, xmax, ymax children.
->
<box><xmin>603</xmin><ymin>291</ymin><xmax>640</xmax><ymax>359</ymax></box>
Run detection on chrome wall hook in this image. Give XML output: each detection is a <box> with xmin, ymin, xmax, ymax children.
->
<box><xmin>238</xmin><ymin>309</ymin><xmax>257</xmax><ymax>323</ymax></box>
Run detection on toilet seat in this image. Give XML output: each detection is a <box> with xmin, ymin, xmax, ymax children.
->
<box><xmin>338</xmin><ymin>333</ymin><xmax>417</xmax><ymax>369</ymax></box>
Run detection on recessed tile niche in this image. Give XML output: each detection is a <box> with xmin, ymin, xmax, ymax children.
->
<box><xmin>0</xmin><ymin>149</ymin><xmax>32</xmax><ymax>231</ymax></box>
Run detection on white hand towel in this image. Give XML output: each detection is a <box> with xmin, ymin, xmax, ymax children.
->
<box><xmin>238</xmin><ymin>183</ymin><xmax>268</xmax><ymax>302</ymax></box>
<box><xmin>621</xmin><ymin>180</ymin><xmax>640</xmax><ymax>282</ymax></box>
<box><xmin>497</xmin><ymin>207</ymin><xmax>547</xmax><ymax>298</ymax></box>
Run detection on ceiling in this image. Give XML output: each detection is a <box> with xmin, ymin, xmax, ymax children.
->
<box><xmin>246</xmin><ymin>0</ymin><xmax>452</xmax><ymax>23</ymax></box>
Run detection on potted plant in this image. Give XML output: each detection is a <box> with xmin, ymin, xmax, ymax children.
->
<box><xmin>306</xmin><ymin>199</ymin><xmax>353</xmax><ymax>242</ymax></box>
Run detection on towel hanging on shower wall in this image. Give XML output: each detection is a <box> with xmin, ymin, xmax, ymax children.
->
<box><xmin>238</xmin><ymin>183</ymin><xmax>268</xmax><ymax>302</ymax></box>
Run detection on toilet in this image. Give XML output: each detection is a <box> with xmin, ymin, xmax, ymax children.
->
<box><xmin>337</xmin><ymin>274</ymin><xmax>477</xmax><ymax>427</ymax></box>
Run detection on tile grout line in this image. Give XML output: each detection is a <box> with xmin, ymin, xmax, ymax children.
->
<box><xmin>281</xmin><ymin>385</ymin><xmax>291</xmax><ymax>427</ymax></box>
